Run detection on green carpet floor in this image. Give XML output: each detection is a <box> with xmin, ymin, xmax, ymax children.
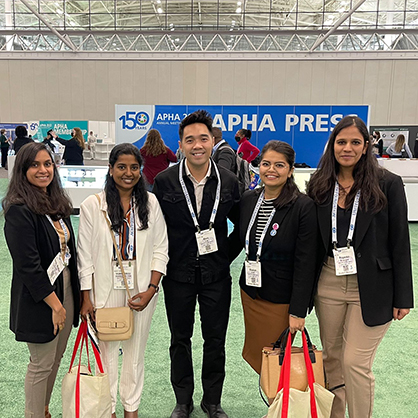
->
<box><xmin>0</xmin><ymin>177</ymin><xmax>417</xmax><ymax>417</ymax></box>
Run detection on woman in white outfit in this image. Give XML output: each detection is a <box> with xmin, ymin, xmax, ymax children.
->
<box><xmin>385</xmin><ymin>134</ymin><xmax>413</xmax><ymax>158</ymax></box>
<box><xmin>77</xmin><ymin>143</ymin><xmax>169</xmax><ymax>418</ymax></box>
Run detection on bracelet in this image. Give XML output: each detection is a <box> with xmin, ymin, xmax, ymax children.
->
<box><xmin>148</xmin><ymin>283</ymin><xmax>159</xmax><ymax>293</ymax></box>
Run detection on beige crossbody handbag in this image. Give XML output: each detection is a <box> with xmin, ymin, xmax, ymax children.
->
<box><xmin>93</xmin><ymin>194</ymin><xmax>134</xmax><ymax>341</ymax></box>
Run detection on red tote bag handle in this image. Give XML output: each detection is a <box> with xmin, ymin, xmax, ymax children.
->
<box><xmin>275</xmin><ymin>329</ymin><xmax>319</xmax><ymax>418</ymax></box>
<box><xmin>67</xmin><ymin>321</ymin><xmax>106</xmax><ymax>418</ymax></box>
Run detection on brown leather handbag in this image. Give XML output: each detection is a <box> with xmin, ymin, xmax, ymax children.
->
<box><xmin>260</xmin><ymin>328</ymin><xmax>325</xmax><ymax>405</ymax></box>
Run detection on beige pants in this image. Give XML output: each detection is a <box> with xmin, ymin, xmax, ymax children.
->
<box><xmin>25</xmin><ymin>268</ymin><xmax>74</xmax><ymax>418</ymax></box>
<box><xmin>315</xmin><ymin>258</ymin><xmax>391</xmax><ymax>418</ymax></box>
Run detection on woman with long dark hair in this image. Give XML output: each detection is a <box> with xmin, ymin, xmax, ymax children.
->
<box><xmin>77</xmin><ymin>143</ymin><xmax>168</xmax><ymax>418</ymax></box>
<box><xmin>3</xmin><ymin>142</ymin><xmax>80</xmax><ymax>418</ymax></box>
<box><xmin>140</xmin><ymin>129</ymin><xmax>177</xmax><ymax>189</ymax></box>
<box><xmin>307</xmin><ymin>116</ymin><xmax>413</xmax><ymax>418</ymax></box>
<box><xmin>229</xmin><ymin>140</ymin><xmax>317</xmax><ymax>374</ymax></box>
<box><xmin>51</xmin><ymin>127</ymin><xmax>85</xmax><ymax>165</ymax></box>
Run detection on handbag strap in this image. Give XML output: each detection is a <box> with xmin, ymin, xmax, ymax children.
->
<box><xmin>302</xmin><ymin>331</ymin><xmax>318</xmax><ymax>418</ymax></box>
<box><xmin>94</xmin><ymin>194</ymin><xmax>132</xmax><ymax>299</ymax></box>
<box><xmin>73</xmin><ymin>322</ymin><xmax>106</xmax><ymax>418</ymax></box>
<box><xmin>276</xmin><ymin>330</ymin><xmax>319</xmax><ymax>418</ymax></box>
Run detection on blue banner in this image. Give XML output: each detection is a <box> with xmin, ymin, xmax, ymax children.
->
<box><xmin>115</xmin><ymin>105</ymin><xmax>370</xmax><ymax>167</ymax></box>
<box><xmin>33</xmin><ymin>121</ymin><xmax>88</xmax><ymax>141</ymax></box>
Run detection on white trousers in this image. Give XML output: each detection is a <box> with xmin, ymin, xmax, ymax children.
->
<box><xmin>99</xmin><ymin>286</ymin><xmax>158</xmax><ymax>413</ymax></box>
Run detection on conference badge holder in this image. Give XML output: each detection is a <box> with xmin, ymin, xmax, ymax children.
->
<box><xmin>332</xmin><ymin>246</ymin><xmax>357</xmax><ymax>276</ymax></box>
<box><xmin>196</xmin><ymin>229</ymin><xmax>218</xmax><ymax>255</ymax></box>
<box><xmin>245</xmin><ymin>259</ymin><xmax>262</xmax><ymax>287</ymax></box>
<box><xmin>113</xmin><ymin>260</ymin><xmax>135</xmax><ymax>290</ymax></box>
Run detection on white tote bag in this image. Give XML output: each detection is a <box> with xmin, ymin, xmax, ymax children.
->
<box><xmin>267</xmin><ymin>331</ymin><xmax>334</xmax><ymax>418</ymax></box>
<box><xmin>62</xmin><ymin>321</ymin><xmax>112</xmax><ymax>418</ymax></box>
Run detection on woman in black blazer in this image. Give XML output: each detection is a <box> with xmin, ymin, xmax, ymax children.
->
<box><xmin>229</xmin><ymin>140</ymin><xmax>317</xmax><ymax>374</ymax></box>
<box><xmin>3</xmin><ymin>142</ymin><xmax>80</xmax><ymax>418</ymax></box>
<box><xmin>52</xmin><ymin>127</ymin><xmax>85</xmax><ymax>165</ymax></box>
<box><xmin>307</xmin><ymin>116</ymin><xmax>413</xmax><ymax>418</ymax></box>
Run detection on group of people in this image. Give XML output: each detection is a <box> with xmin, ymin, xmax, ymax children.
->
<box><xmin>3</xmin><ymin>110</ymin><xmax>414</xmax><ymax>418</ymax></box>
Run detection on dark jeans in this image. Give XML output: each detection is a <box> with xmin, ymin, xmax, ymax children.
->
<box><xmin>1</xmin><ymin>147</ymin><xmax>8</xmax><ymax>168</ymax></box>
<box><xmin>163</xmin><ymin>273</ymin><xmax>231</xmax><ymax>405</ymax></box>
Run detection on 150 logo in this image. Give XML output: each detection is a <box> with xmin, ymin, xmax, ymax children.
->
<box><xmin>119</xmin><ymin>111</ymin><xmax>150</xmax><ymax>130</ymax></box>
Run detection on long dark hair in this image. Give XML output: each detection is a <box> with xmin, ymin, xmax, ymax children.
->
<box><xmin>104</xmin><ymin>143</ymin><xmax>149</xmax><ymax>231</ymax></box>
<box><xmin>307</xmin><ymin>116</ymin><xmax>386</xmax><ymax>212</ymax></box>
<box><xmin>2</xmin><ymin>142</ymin><xmax>72</xmax><ymax>219</ymax></box>
<box><xmin>260</xmin><ymin>140</ymin><xmax>300</xmax><ymax>209</ymax></box>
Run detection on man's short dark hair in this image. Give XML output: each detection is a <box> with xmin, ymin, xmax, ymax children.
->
<box><xmin>15</xmin><ymin>125</ymin><xmax>28</xmax><ymax>138</ymax></box>
<box><xmin>179</xmin><ymin>110</ymin><xmax>213</xmax><ymax>140</ymax></box>
<box><xmin>47</xmin><ymin>129</ymin><xmax>53</xmax><ymax>135</ymax></box>
<box><xmin>212</xmin><ymin>127</ymin><xmax>222</xmax><ymax>142</ymax></box>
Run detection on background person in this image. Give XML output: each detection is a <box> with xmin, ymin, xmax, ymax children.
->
<box><xmin>77</xmin><ymin>143</ymin><xmax>168</xmax><ymax>418</ymax></box>
<box><xmin>307</xmin><ymin>116</ymin><xmax>414</xmax><ymax>418</ymax></box>
<box><xmin>153</xmin><ymin>110</ymin><xmax>240</xmax><ymax>418</ymax></box>
<box><xmin>3</xmin><ymin>142</ymin><xmax>80</xmax><ymax>418</ymax></box>
<box><xmin>0</xmin><ymin>128</ymin><xmax>10</xmax><ymax>168</ymax></box>
<box><xmin>385</xmin><ymin>134</ymin><xmax>413</xmax><ymax>158</ymax></box>
<box><xmin>87</xmin><ymin>130</ymin><xmax>97</xmax><ymax>160</ymax></box>
<box><xmin>13</xmin><ymin>125</ymin><xmax>34</xmax><ymax>154</ymax></box>
<box><xmin>212</xmin><ymin>127</ymin><xmax>236</xmax><ymax>173</ymax></box>
<box><xmin>229</xmin><ymin>140</ymin><xmax>317</xmax><ymax>374</ymax></box>
<box><xmin>51</xmin><ymin>127</ymin><xmax>85</xmax><ymax>165</ymax></box>
<box><xmin>235</xmin><ymin>128</ymin><xmax>259</xmax><ymax>163</ymax></box>
<box><xmin>140</xmin><ymin>129</ymin><xmax>177</xmax><ymax>190</ymax></box>
<box><xmin>372</xmin><ymin>130</ymin><xmax>383</xmax><ymax>157</ymax></box>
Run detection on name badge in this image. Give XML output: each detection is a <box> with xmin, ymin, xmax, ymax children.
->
<box><xmin>245</xmin><ymin>260</ymin><xmax>262</xmax><ymax>287</ymax></box>
<box><xmin>196</xmin><ymin>229</ymin><xmax>218</xmax><ymax>255</ymax></box>
<box><xmin>332</xmin><ymin>246</ymin><xmax>357</xmax><ymax>276</ymax></box>
<box><xmin>113</xmin><ymin>260</ymin><xmax>135</xmax><ymax>290</ymax></box>
<box><xmin>47</xmin><ymin>252</ymin><xmax>66</xmax><ymax>285</ymax></box>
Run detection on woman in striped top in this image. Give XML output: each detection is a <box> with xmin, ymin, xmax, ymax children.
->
<box><xmin>229</xmin><ymin>140</ymin><xmax>318</xmax><ymax>374</ymax></box>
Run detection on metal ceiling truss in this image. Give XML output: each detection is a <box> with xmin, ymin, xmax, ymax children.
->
<box><xmin>1</xmin><ymin>30</ymin><xmax>418</xmax><ymax>54</ymax></box>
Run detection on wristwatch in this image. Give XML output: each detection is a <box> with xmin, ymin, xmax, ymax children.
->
<box><xmin>148</xmin><ymin>283</ymin><xmax>159</xmax><ymax>293</ymax></box>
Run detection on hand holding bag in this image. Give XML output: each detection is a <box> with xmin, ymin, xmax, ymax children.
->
<box><xmin>62</xmin><ymin>321</ymin><xmax>112</xmax><ymax>418</ymax></box>
<box><xmin>267</xmin><ymin>330</ymin><xmax>334</xmax><ymax>418</ymax></box>
<box><xmin>93</xmin><ymin>194</ymin><xmax>134</xmax><ymax>341</ymax></box>
<box><xmin>260</xmin><ymin>328</ymin><xmax>325</xmax><ymax>405</ymax></box>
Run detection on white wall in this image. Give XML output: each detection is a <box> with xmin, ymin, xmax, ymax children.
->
<box><xmin>1</xmin><ymin>59</ymin><xmax>417</xmax><ymax>126</ymax></box>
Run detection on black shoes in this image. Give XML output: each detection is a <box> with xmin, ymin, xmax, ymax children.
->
<box><xmin>170</xmin><ymin>402</ymin><xmax>194</xmax><ymax>418</ymax></box>
<box><xmin>200</xmin><ymin>401</ymin><xmax>229</xmax><ymax>418</ymax></box>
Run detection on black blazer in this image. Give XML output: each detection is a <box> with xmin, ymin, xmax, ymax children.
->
<box><xmin>229</xmin><ymin>189</ymin><xmax>318</xmax><ymax>318</ymax></box>
<box><xmin>4</xmin><ymin>205</ymin><xmax>80</xmax><ymax>343</ymax></box>
<box><xmin>55</xmin><ymin>137</ymin><xmax>84</xmax><ymax>165</ymax></box>
<box><xmin>154</xmin><ymin>160</ymin><xmax>240</xmax><ymax>285</ymax></box>
<box><xmin>315</xmin><ymin>170</ymin><xmax>414</xmax><ymax>326</ymax></box>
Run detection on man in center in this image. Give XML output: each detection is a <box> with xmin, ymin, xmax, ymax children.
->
<box><xmin>154</xmin><ymin>110</ymin><xmax>240</xmax><ymax>418</ymax></box>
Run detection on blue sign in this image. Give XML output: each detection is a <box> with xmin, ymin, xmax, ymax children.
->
<box><xmin>0</xmin><ymin>123</ymin><xmax>29</xmax><ymax>141</ymax></box>
<box><xmin>115</xmin><ymin>105</ymin><xmax>370</xmax><ymax>167</ymax></box>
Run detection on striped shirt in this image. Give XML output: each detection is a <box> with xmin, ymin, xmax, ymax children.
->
<box><xmin>114</xmin><ymin>204</ymin><xmax>136</xmax><ymax>261</ymax></box>
<box><xmin>255</xmin><ymin>198</ymin><xmax>276</xmax><ymax>247</ymax></box>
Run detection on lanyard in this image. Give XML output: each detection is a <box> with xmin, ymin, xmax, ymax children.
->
<box><xmin>179</xmin><ymin>159</ymin><xmax>221</xmax><ymax>232</ymax></box>
<box><xmin>114</xmin><ymin>200</ymin><xmax>135</xmax><ymax>260</ymax></box>
<box><xmin>331</xmin><ymin>182</ymin><xmax>361</xmax><ymax>249</ymax></box>
<box><xmin>46</xmin><ymin>215</ymin><xmax>71</xmax><ymax>265</ymax></box>
<box><xmin>245</xmin><ymin>190</ymin><xmax>276</xmax><ymax>261</ymax></box>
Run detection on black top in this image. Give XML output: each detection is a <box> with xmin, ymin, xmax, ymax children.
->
<box><xmin>14</xmin><ymin>137</ymin><xmax>34</xmax><ymax>154</ymax></box>
<box><xmin>4</xmin><ymin>204</ymin><xmax>80</xmax><ymax>343</ymax></box>
<box><xmin>55</xmin><ymin>137</ymin><xmax>84</xmax><ymax>165</ymax></box>
<box><xmin>315</xmin><ymin>170</ymin><xmax>414</xmax><ymax>326</ymax></box>
<box><xmin>212</xmin><ymin>142</ymin><xmax>237</xmax><ymax>173</ymax></box>
<box><xmin>153</xmin><ymin>161</ymin><xmax>240</xmax><ymax>285</ymax></box>
<box><xmin>327</xmin><ymin>206</ymin><xmax>354</xmax><ymax>256</ymax></box>
<box><xmin>229</xmin><ymin>189</ymin><xmax>318</xmax><ymax>318</ymax></box>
